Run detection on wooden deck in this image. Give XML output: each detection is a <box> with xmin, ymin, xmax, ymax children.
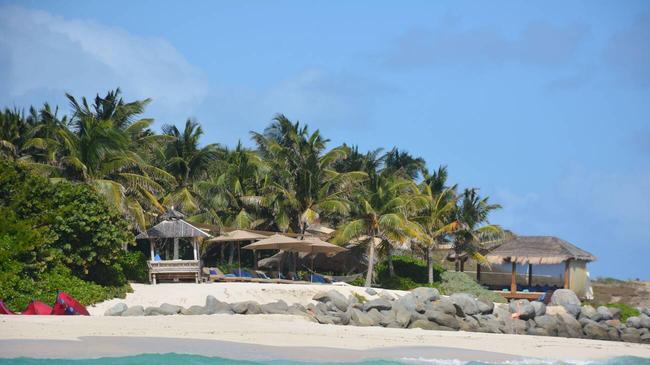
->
<box><xmin>148</xmin><ymin>260</ymin><xmax>200</xmax><ymax>284</ymax></box>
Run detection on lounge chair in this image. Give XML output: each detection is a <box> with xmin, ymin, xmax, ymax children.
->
<box><xmin>202</xmin><ymin>267</ymin><xmax>226</xmax><ymax>282</ymax></box>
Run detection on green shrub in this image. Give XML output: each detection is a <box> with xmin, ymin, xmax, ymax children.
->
<box><xmin>119</xmin><ymin>251</ymin><xmax>149</xmax><ymax>283</ymax></box>
<box><xmin>349</xmin><ymin>276</ymin><xmax>365</xmax><ymax>287</ymax></box>
<box><xmin>440</xmin><ymin>271</ymin><xmax>506</xmax><ymax>303</ymax></box>
<box><xmin>606</xmin><ymin>303</ymin><xmax>640</xmax><ymax>322</ymax></box>
<box><xmin>376</xmin><ymin>255</ymin><xmax>444</xmax><ymax>284</ymax></box>
<box><xmin>0</xmin><ymin>161</ymin><xmax>138</xmax><ymax>310</ymax></box>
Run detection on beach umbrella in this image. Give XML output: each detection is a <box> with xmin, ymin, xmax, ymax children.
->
<box><xmin>208</xmin><ymin>230</ymin><xmax>267</xmax><ymax>274</ymax></box>
<box><xmin>243</xmin><ymin>234</ymin><xmax>312</xmax><ymax>278</ymax></box>
<box><xmin>299</xmin><ymin>236</ymin><xmax>347</xmax><ymax>281</ymax></box>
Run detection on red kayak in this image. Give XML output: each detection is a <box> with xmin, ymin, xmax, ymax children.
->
<box><xmin>22</xmin><ymin>300</ymin><xmax>53</xmax><ymax>315</ymax></box>
<box><xmin>0</xmin><ymin>300</ymin><xmax>15</xmax><ymax>315</ymax></box>
<box><xmin>51</xmin><ymin>292</ymin><xmax>89</xmax><ymax>315</ymax></box>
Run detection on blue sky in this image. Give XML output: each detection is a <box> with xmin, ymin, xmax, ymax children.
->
<box><xmin>1</xmin><ymin>1</ymin><xmax>648</xmax><ymax>279</ymax></box>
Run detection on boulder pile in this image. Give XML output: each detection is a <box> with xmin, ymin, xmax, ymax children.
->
<box><xmin>103</xmin><ymin>288</ymin><xmax>650</xmax><ymax>344</ymax></box>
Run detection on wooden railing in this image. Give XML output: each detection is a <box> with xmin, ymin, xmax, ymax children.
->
<box><xmin>147</xmin><ymin>260</ymin><xmax>200</xmax><ymax>284</ymax></box>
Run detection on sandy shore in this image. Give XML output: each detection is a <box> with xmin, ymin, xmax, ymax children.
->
<box><xmin>1</xmin><ymin>283</ymin><xmax>649</xmax><ymax>362</ymax></box>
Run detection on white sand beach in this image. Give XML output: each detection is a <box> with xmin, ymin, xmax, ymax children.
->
<box><xmin>1</xmin><ymin>283</ymin><xmax>649</xmax><ymax>362</ymax></box>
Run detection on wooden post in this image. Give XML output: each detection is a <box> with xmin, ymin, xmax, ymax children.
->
<box><xmin>253</xmin><ymin>250</ymin><xmax>258</xmax><ymax>270</ymax></box>
<box><xmin>510</xmin><ymin>261</ymin><xmax>517</xmax><ymax>293</ymax></box>
<box><xmin>564</xmin><ymin>260</ymin><xmax>571</xmax><ymax>289</ymax></box>
<box><xmin>173</xmin><ymin>237</ymin><xmax>179</xmax><ymax>260</ymax></box>
<box><xmin>528</xmin><ymin>263</ymin><xmax>533</xmax><ymax>287</ymax></box>
<box><xmin>476</xmin><ymin>263</ymin><xmax>481</xmax><ymax>281</ymax></box>
<box><xmin>192</xmin><ymin>240</ymin><xmax>198</xmax><ymax>260</ymax></box>
<box><xmin>150</xmin><ymin>240</ymin><xmax>155</xmax><ymax>261</ymax></box>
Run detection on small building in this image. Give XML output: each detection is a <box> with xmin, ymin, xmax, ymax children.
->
<box><xmin>484</xmin><ymin>236</ymin><xmax>596</xmax><ymax>299</ymax></box>
<box><xmin>136</xmin><ymin>209</ymin><xmax>211</xmax><ymax>284</ymax></box>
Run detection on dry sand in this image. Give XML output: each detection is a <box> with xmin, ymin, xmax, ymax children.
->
<box><xmin>1</xmin><ymin>283</ymin><xmax>649</xmax><ymax>362</ymax></box>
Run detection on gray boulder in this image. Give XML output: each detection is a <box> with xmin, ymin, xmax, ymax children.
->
<box><xmin>205</xmin><ymin>296</ymin><xmax>232</xmax><ymax>314</ymax></box>
<box><xmin>261</xmin><ymin>300</ymin><xmax>289</xmax><ymax>314</ymax></box>
<box><xmin>450</xmin><ymin>293</ymin><xmax>480</xmax><ymax>316</ymax></box>
<box><xmin>642</xmin><ymin>307</ymin><xmax>650</xmax><ymax>317</ymax></box>
<box><xmin>550</xmin><ymin>289</ymin><xmax>581</xmax><ymax>317</ymax></box>
<box><xmin>426</xmin><ymin>310</ymin><xmax>460</xmax><ymax>329</ymax></box>
<box><xmin>627</xmin><ymin>316</ymin><xmax>642</xmax><ymax>329</ymax></box>
<box><xmin>159</xmin><ymin>303</ymin><xmax>183</xmax><ymax>315</ymax></box>
<box><xmin>556</xmin><ymin>312</ymin><xmax>583</xmax><ymax>338</ymax></box>
<box><xmin>181</xmin><ymin>305</ymin><xmax>208</xmax><ymax>315</ymax></box>
<box><xmin>509</xmin><ymin>299</ymin><xmax>536</xmax><ymax>320</ymax></box>
<box><xmin>492</xmin><ymin>304</ymin><xmax>511</xmax><ymax>320</ymax></box>
<box><xmin>411</xmin><ymin>287</ymin><xmax>440</xmax><ymax>303</ymax></box>
<box><xmin>579</xmin><ymin>305</ymin><xmax>601</xmax><ymax>322</ymax></box>
<box><xmin>392</xmin><ymin>302</ymin><xmax>411</xmax><ymax>328</ymax></box>
<box><xmin>363</xmin><ymin>298</ymin><xmax>392</xmax><ymax>312</ymax></box>
<box><xmin>460</xmin><ymin>315</ymin><xmax>480</xmax><ymax>332</ymax></box>
<box><xmin>231</xmin><ymin>301</ymin><xmax>261</xmax><ymax>314</ymax></box>
<box><xmin>477</xmin><ymin>298</ymin><xmax>494</xmax><ymax>314</ymax></box>
<box><xmin>313</xmin><ymin>290</ymin><xmax>349</xmax><ymax>311</ymax></box>
<box><xmin>104</xmin><ymin>303</ymin><xmax>127</xmax><ymax>316</ymax></box>
<box><xmin>350</xmin><ymin>308</ymin><xmax>377</xmax><ymax>326</ymax></box>
<box><xmin>639</xmin><ymin>314</ymin><xmax>650</xmax><ymax>329</ymax></box>
<box><xmin>502</xmin><ymin>318</ymin><xmax>527</xmax><ymax>335</ymax></box>
<box><xmin>528</xmin><ymin>327</ymin><xmax>550</xmax><ymax>336</ymax></box>
<box><xmin>379</xmin><ymin>291</ymin><xmax>397</xmax><ymax>301</ymax></box>
<box><xmin>122</xmin><ymin>305</ymin><xmax>144</xmax><ymax>316</ymax></box>
<box><xmin>476</xmin><ymin>315</ymin><xmax>502</xmax><ymax>334</ymax></box>
<box><xmin>397</xmin><ymin>293</ymin><xmax>417</xmax><ymax>312</ymax></box>
<box><xmin>534</xmin><ymin>315</ymin><xmax>559</xmax><ymax>336</ymax></box>
<box><xmin>432</xmin><ymin>298</ymin><xmax>460</xmax><ymax>316</ymax></box>
<box><xmin>366</xmin><ymin>308</ymin><xmax>384</xmax><ymax>325</ymax></box>
<box><xmin>608</xmin><ymin>307</ymin><xmax>621</xmax><ymax>320</ymax></box>
<box><xmin>408</xmin><ymin>319</ymin><xmax>439</xmax><ymax>330</ymax></box>
<box><xmin>596</xmin><ymin>306</ymin><xmax>613</xmax><ymax>321</ymax></box>
<box><xmin>531</xmin><ymin>301</ymin><xmax>546</xmax><ymax>317</ymax></box>
<box><xmin>583</xmin><ymin>322</ymin><xmax>610</xmax><ymax>340</ymax></box>
<box><xmin>315</xmin><ymin>313</ymin><xmax>340</xmax><ymax>325</ymax></box>
<box><xmin>621</xmin><ymin>327</ymin><xmax>642</xmax><ymax>343</ymax></box>
<box><xmin>365</xmin><ymin>288</ymin><xmax>377</xmax><ymax>296</ymax></box>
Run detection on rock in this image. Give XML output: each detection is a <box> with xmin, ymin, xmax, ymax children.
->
<box><xmin>391</xmin><ymin>302</ymin><xmax>411</xmax><ymax>328</ymax></box>
<box><xmin>545</xmin><ymin>305</ymin><xmax>568</xmax><ymax>316</ymax></box>
<box><xmin>502</xmin><ymin>318</ymin><xmax>527</xmax><ymax>335</ymax></box>
<box><xmin>350</xmin><ymin>308</ymin><xmax>377</xmax><ymax>326</ymax></box>
<box><xmin>432</xmin><ymin>298</ymin><xmax>461</xmax><ymax>316</ymax></box>
<box><xmin>596</xmin><ymin>306</ymin><xmax>613</xmax><ymax>321</ymax></box>
<box><xmin>315</xmin><ymin>313</ymin><xmax>339</xmax><ymax>325</ymax></box>
<box><xmin>408</xmin><ymin>319</ymin><xmax>439</xmax><ymax>330</ymax></box>
<box><xmin>639</xmin><ymin>314</ymin><xmax>650</xmax><ymax>329</ymax></box>
<box><xmin>509</xmin><ymin>299</ymin><xmax>536</xmax><ymax>320</ymax></box>
<box><xmin>460</xmin><ymin>315</ymin><xmax>480</xmax><ymax>332</ymax></box>
<box><xmin>492</xmin><ymin>304</ymin><xmax>511</xmax><ymax>320</ymax></box>
<box><xmin>579</xmin><ymin>317</ymin><xmax>596</xmax><ymax>327</ymax></box>
<box><xmin>534</xmin><ymin>315</ymin><xmax>559</xmax><ymax>336</ymax></box>
<box><xmin>104</xmin><ymin>303</ymin><xmax>127</xmax><ymax>316</ymax></box>
<box><xmin>379</xmin><ymin>291</ymin><xmax>397</xmax><ymax>301</ymax></box>
<box><xmin>476</xmin><ymin>315</ymin><xmax>502</xmax><ymax>334</ymax></box>
<box><xmin>621</xmin><ymin>327</ymin><xmax>642</xmax><ymax>343</ymax></box>
<box><xmin>336</xmin><ymin>309</ymin><xmax>351</xmax><ymax>325</ymax></box>
<box><xmin>627</xmin><ymin>316</ymin><xmax>642</xmax><ymax>329</ymax></box>
<box><xmin>608</xmin><ymin>307</ymin><xmax>621</xmax><ymax>320</ymax></box>
<box><xmin>528</xmin><ymin>327</ymin><xmax>550</xmax><ymax>336</ymax></box>
<box><xmin>605</xmin><ymin>319</ymin><xmax>621</xmax><ymax>327</ymax></box>
<box><xmin>398</xmin><ymin>293</ymin><xmax>417</xmax><ymax>312</ymax></box>
<box><xmin>231</xmin><ymin>301</ymin><xmax>261</xmax><ymax>315</ymax></box>
<box><xmin>531</xmin><ymin>301</ymin><xmax>546</xmax><ymax>317</ymax></box>
<box><xmin>261</xmin><ymin>300</ymin><xmax>289</xmax><ymax>314</ymax></box>
<box><xmin>287</xmin><ymin>304</ymin><xmax>307</xmax><ymax>316</ymax></box>
<box><xmin>205</xmin><ymin>296</ymin><xmax>232</xmax><ymax>314</ymax></box>
<box><xmin>366</xmin><ymin>308</ymin><xmax>384</xmax><ymax>325</ymax></box>
<box><xmin>477</xmin><ymin>298</ymin><xmax>494</xmax><ymax>314</ymax></box>
<box><xmin>579</xmin><ymin>305</ymin><xmax>601</xmax><ymax>322</ymax></box>
<box><xmin>379</xmin><ymin>309</ymin><xmax>396</xmax><ymax>327</ymax></box>
<box><xmin>122</xmin><ymin>305</ymin><xmax>144</xmax><ymax>316</ymax></box>
<box><xmin>641</xmin><ymin>307</ymin><xmax>650</xmax><ymax>317</ymax></box>
<box><xmin>556</xmin><ymin>313</ymin><xmax>583</xmax><ymax>338</ymax></box>
<box><xmin>411</xmin><ymin>287</ymin><xmax>440</xmax><ymax>303</ymax></box>
<box><xmin>313</xmin><ymin>290</ymin><xmax>349</xmax><ymax>311</ymax></box>
<box><xmin>363</xmin><ymin>298</ymin><xmax>392</xmax><ymax>312</ymax></box>
<box><xmin>550</xmin><ymin>289</ymin><xmax>581</xmax><ymax>317</ymax></box>
<box><xmin>641</xmin><ymin>333</ymin><xmax>650</xmax><ymax>344</ymax></box>
<box><xmin>426</xmin><ymin>310</ymin><xmax>460</xmax><ymax>330</ymax></box>
<box><xmin>181</xmin><ymin>305</ymin><xmax>207</xmax><ymax>315</ymax></box>
<box><xmin>450</xmin><ymin>293</ymin><xmax>480</xmax><ymax>316</ymax></box>
<box><xmin>583</xmin><ymin>322</ymin><xmax>610</xmax><ymax>340</ymax></box>
<box><xmin>365</xmin><ymin>288</ymin><xmax>377</xmax><ymax>296</ymax></box>
<box><xmin>159</xmin><ymin>303</ymin><xmax>183</xmax><ymax>315</ymax></box>
<box><xmin>607</xmin><ymin>326</ymin><xmax>620</xmax><ymax>341</ymax></box>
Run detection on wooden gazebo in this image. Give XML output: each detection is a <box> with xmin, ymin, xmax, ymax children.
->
<box><xmin>485</xmin><ymin>236</ymin><xmax>596</xmax><ymax>299</ymax></box>
<box><xmin>136</xmin><ymin>209</ymin><xmax>211</xmax><ymax>284</ymax></box>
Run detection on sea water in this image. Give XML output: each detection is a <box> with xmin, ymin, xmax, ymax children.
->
<box><xmin>0</xmin><ymin>354</ymin><xmax>649</xmax><ymax>365</ymax></box>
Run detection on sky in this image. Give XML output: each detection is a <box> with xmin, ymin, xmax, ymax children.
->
<box><xmin>1</xmin><ymin>1</ymin><xmax>648</xmax><ymax>279</ymax></box>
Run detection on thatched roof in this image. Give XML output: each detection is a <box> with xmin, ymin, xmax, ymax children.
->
<box><xmin>136</xmin><ymin>210</ymin><xmax>211</xmax><ymax>239</ymax></box>
<box><xmin>485</xmin><ymin>236</ymin><xmax>596</xmax><ymax>265</ymax></box>
<box><xmin>208</xmin><ymin>230</ymin><xmax>267</xmax><ymax>242</ymax></box>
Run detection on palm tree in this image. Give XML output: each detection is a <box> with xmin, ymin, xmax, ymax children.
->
<box><xmin>452</xmin><ymin>188</ymin><xmax>503</xmax><ymax>271</ymax></box>
<box><xmin>415</xmin><ymin>166</ymin><xmax>458</xmax><ymax>283</ymax></box>
<box><xmin>160</xmin><ymin>119</ymin><xmax>221</xmax><ymax>213</ymax></box>
<box><xmin>383</xmin><ymin>147</ymin><xmax>426</xmax><ymax>180</ymax></box>
<box><xmin>251</xmin><ymin>115</ymin><xmax>365</xmax><ymax>234</ymax></box>
<box><xmin>60</xmin><ymin>90</ymin><xmax>174</xmax><ymax>231</ymax></box>
<box><xmin>334</xmin><ymin>173</ymin><xmax>424</xmax><ymax>287</ymax></box>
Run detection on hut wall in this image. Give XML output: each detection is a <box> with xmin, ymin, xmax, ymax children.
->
<box><xmin>568</xmin><ymin>260</ymin><xmax>589</xmax><ymax>298</ymax></box>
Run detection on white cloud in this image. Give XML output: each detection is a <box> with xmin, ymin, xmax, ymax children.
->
<box><xmin>0</xmin><ymin>5</ymin><xmax>208</xmax><ymax>113</ymax></box>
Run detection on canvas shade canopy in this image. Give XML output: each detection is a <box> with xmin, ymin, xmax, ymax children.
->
<box><xmin>207</xmin><ymin>230</ymin><xmax>267</xmax><ymax>273</ymax></box>
<box><xmin>242</xmin><ymin>233</ymin><xmax>309</xmax><ymax>251</ymax></box>
<box><xmin>299</xmin><ymin>236</ymin><xmax>347</xmax><ymax>254</ymax></box>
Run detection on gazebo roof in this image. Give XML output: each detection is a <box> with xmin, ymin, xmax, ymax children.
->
<box><xmin>485</xmin><ymin>236</ymin><xmax>596</xmax><ymax>265</ymax></box>
<box><xmin>136</xmin><ymin>211</ymin><xmax>211</xmax><ymax>239</ymax></box>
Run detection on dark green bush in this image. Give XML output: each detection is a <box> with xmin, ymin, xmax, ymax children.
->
<box><xmin>374</xmin><ymin>255</ymin><xmax>444</xmax><ymax>290</ymax></box>
<box><xmin>606</xmin><ymin>303</ymin><xmax>640</xmax><ymax>322</ymax></box>
<box><xmin>0</xmin><ymin>161</ymin><xmax>138</xmax><ymax>310</ymax></box>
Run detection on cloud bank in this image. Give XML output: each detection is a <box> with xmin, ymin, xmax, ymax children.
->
<box><xmin>0</xmin><ymin>5</ymin><xmax>208</xmax><ymax>112</ymax></box>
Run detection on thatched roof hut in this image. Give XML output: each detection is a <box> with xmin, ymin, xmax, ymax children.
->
<box><xmin>486</xmin><ymin>236</ymin><xmax>596</xmax><ymax>265</ymax></box>
<box><xmin>136</xmin><ymin>209</ymin><xmax>211</xmax><ymax>239</ymax></box>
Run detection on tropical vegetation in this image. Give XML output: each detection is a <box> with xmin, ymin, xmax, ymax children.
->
<box><xmin>1</xmin><ymin>89</ymin><xmax>505</xmax><ymax>291</ymax></box>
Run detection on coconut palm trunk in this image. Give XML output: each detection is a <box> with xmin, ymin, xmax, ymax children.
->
<box><xmin>427</xmin><ymin>245</ymin><xmax>434</xmax><ymax>284</ymax></box>
<box><xmin>386</xmin><ymin>243</ymin><xmax>395</xmax><ymax>277</ymax></box>
<box><xmin>365</xmin><ymin>236</ymin><xmax>376</xmax><ymax>287</ymax></box>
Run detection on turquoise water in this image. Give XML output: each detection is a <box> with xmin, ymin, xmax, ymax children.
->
<box><xmin>1</xmin><ymin>354</ymin><xmax>649</xmax><ymax>365</ymax></box>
